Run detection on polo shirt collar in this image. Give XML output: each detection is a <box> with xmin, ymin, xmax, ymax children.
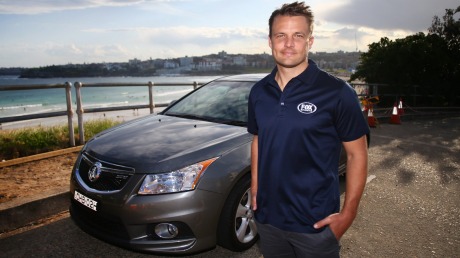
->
<box><xmin>268</xmin><ymin>59</ymin><xmax>320</xmax><ymax>88</ymax></box>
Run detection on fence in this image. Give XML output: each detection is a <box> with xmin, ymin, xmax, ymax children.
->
<box><xmin>1</xmin><ymin>81</ymin><xmax>459</xmax><ymax>147</ymax></box>
<box><xmin>0</xmin><ymin>81</ymin><xmax>202</xmax><ymax>146</ymax></box>
<box><xmin>351</xmin><ymin>82</ymin><xmax>460</xmax><ymax>108</ymax></box>
<box><xmin>351</xmin><ymin>82</ymin><xmax>460</xmax><ymax>120</ymax></box>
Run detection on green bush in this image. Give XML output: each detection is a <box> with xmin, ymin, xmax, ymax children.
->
<box><xmin>0</xmin><ymin>119</ymin><xmax>121</xmax><ymax>160</ymax></box>
<box><xmin>82</xmin><ymin>119</ymin><xmax>120</xmax><ymax>140</ymax></box>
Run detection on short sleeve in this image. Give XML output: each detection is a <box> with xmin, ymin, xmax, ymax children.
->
<box><xmin>335</xmin><ymin>83</ymin><xmax>369</xmax><ymax>142</ymax></box>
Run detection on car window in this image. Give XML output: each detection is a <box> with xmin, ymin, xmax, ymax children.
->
<box><xmin>163</xmin><ymin>81</ymin><xmax>253</xmax><ymax>125</ymax></box>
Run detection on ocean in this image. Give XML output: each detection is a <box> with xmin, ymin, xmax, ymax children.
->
<box><xmin>0</xmin><ymin>75</ymin><xmax>221</xmax><ymax>118</ymax></box>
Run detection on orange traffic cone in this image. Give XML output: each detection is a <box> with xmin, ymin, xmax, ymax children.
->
<box><xmin>367</xmin><ymin>106</ymin><xmax>377</xmax><ymax>127</ymax></box>
<box><xmin>398</xmin><ymin>98</ymin><xmax>404</xmax><ymax>115</ymax></box>
<box><xmin>390</xmin><ymin>102</ymin><xmax>401</xmax><ymax>124</ymax></box>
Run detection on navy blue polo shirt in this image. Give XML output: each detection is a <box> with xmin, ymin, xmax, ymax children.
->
<box><xmin>247</xmin><ymin>60</ymin><xmax>369</xmax><ymax>233</ymax></box>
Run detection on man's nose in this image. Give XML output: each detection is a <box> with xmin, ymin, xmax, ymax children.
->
<box><xmin>284</xmin><ymin>36</ymin><xmax>295</xmax><ymax>47</ymax></box>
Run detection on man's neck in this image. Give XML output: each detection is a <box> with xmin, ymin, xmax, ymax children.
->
<box><xmin>275</xmin><ymin>62</ymin><xmax>308</xmax><ymax>91</ymax></box>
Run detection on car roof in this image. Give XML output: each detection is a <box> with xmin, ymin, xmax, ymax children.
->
<box><xmin>215</xmin><ymin>73</ymin><xmax>268</xmax><ymax>82</ymax></box>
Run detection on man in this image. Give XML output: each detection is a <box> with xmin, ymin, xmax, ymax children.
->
<box><xmin>247</xmin><ymin>2</ymin><xmax>369</xmax><ymax>257</ymax></box>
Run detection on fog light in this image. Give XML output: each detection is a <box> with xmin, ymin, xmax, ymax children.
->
<box><xmin>155</xmin><ymin>223</ymin><xmax>179</xmax><ymax>239</ymax></box>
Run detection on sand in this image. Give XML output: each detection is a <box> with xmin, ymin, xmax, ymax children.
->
<box><xmin>0</xmin><ymin>153</ymin><xmax>77</xmax><ymax>208</ymax></box>
<box><xmin>0</xmin><ymin>107</ymin><xmax>166</xmax><ymax>130</ymax></box>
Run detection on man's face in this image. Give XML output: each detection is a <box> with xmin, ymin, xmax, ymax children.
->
<box><xmin>269</xmin><ymin>15</ymin><xmax>314</xmax><ymax>69</ymax></box>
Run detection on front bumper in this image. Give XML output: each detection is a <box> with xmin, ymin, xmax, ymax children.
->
<box><xmin>69</xmin><ymin>174</ymin><xmax>224</xmax><ymax>254</ymax></box>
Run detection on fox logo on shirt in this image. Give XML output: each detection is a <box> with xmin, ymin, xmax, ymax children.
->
<box><xmin>297</xmin><ymin>102</ymin><xmax>317</xmax><ymax>114</ymax></box>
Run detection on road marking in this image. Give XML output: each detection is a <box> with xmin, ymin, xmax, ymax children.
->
<box><xmin>366</xmin><ymin>175</ymin><xmax>376</xmax><ymax>184</ymax></box>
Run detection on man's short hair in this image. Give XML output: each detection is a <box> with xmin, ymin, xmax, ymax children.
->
<box><xmin>268</xmin><ymin>2</ymin><xmax>314</xmax><ymax>37</ymax></box>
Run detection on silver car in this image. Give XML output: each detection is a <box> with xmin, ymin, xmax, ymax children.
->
<box><xmin>69</xmin><ymin>74</ymin><xmax>355</xmax><ymax>254</ymax></box>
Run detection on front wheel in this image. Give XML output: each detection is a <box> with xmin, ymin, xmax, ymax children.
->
<box><xmin>217</xmin><ymin>175</ymin><xmax>258</xmax><ymax>251</ymax></box>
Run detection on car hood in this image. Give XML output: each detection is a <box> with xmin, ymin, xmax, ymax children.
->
<box><xmin>83</xmin><ymin>114</ymin><xmax>251</xmax><ymax>173</ymax></box>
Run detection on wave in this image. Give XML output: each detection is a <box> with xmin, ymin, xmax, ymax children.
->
<box><xmin>84</xmin><ymin>101</ymin><xmax>130</xmax><ymax>108</ymax></box>
<box><xmin>0</xmin><ymin>87</ymin><xmax>195</xmax><ymax>118</ymax></box>
<box><xmin>0</xmin><ymin>101</ymin><xmax>135</xmax><ymax>118</ymax></box>
<box><xmin>155</xmin><ymin>89</ymin><xmax>192</xmax><ymax>97</ymax></box>
<box><xmin>0</xmin><ymin>106</ymin><xmax>63</xmax><ymax>118</ymax></box>
<box><xmin>0</xmin><ymin>103</ymin><xmax>43</xmax><ymax>110</ymax></box>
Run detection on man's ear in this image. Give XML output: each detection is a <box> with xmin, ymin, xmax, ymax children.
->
<box><xmin>268</xmin><ymin>35</ymin><xmax>273</xmax><ymax>50</ymax></box>
<box><xmin>308</xmin><ymin>36</ymin><xmax>314</xmax><ymax>50</ymax></box>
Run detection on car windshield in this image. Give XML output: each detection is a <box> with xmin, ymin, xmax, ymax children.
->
<box><xmin>163</xmin><ymin>80</ymin><xmax>253</xmax><ymax>126</ymax></box>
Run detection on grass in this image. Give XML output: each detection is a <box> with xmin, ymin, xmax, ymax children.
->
<box><xmin>0</xmin><ymin>119</ymin><xmax>122</xmax><ymax>160</ymax></box>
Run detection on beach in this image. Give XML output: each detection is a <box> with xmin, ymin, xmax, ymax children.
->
<box><xmin>0</xmin><ymin>75</ymin><xmax>220</xmax><ymax>130</ymax></box>
<box><xmin>0</xmin><ymin>108</ymin><xmax>161</xmax><ymax>130</ymax></box>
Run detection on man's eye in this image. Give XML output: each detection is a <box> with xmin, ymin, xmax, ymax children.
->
<box><xmin>295</xmin><ymin>34</ymin><xmax>304</xmax><ymax>38</ymax></box>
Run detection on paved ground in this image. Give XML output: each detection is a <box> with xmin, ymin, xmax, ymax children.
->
<box><xmin>340</xmin><ymin>116</ymin><xmax>460</xmax><ymax>257</ymax></box>
<box><xmin>0</xmin><ymin>116</ymin><xmax>459</xmax><ymax>257</ymax></box>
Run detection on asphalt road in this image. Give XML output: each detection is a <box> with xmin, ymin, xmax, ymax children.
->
<box><xmin>0</xmin><ymin>116</ymin><xmax>459</xmax><ymax>257</ymax></box>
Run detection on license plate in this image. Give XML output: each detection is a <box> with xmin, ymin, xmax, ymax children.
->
<box><xmin>74</xmin><ymin>190</ymin><xmax>98</xmax><ymax>211</ymax></box>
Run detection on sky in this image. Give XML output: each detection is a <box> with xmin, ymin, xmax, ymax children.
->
<box><xmin>0</xmin><ymin>0</ymin><xmax>458</xmax><ymax>68</ymax></box>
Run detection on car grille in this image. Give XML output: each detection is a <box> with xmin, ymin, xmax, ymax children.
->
<box><xmin>76</xmin><ymin>152</ymin><xmax>134</xmax><ymax>192</ymax></box>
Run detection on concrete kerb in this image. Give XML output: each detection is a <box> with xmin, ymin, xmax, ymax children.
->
<box><xmin>0</xmin><ymin>191</ymin><xmax>70</xmax><ymax>233</ymax></box>
<box><xmin>0</xmin><ymin>147</ymin><xmax>82</xmax><ymax>234</ymax></box>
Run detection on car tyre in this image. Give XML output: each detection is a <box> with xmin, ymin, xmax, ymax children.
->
<box><xmin>217</xmin><ymin>174</ymin><xmax>258</xmax><ymax>251</ymax></box>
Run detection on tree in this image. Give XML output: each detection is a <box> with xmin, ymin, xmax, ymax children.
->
<box><xmin>428</xmin><ymin>6</ymin><xmax>460</xmax><ymax>51</ymax></box>
<box><xmin>428</xmin><ymin>6</ymin><xmax>460</xmax><ymax>106</ymax></box>
<box><xmin>350</xmin><ymin>6</ymin><xmax>460</xmax><ymax>106</ymax></box>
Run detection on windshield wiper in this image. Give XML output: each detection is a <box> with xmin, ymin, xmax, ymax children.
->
<box><xmin>166</xmin><ymin>113</ymin><xmax>206</xmax><ymax>120</ymax></box>
<box><xmin>166</xmin><ymin>113</ymin><xmax>246</xmax><ymax>126</ymax></box>
<box><xmin>206</xmin><ymin>117</ymin><xmax>247</xmax><ymax>126</ymax></box>
<box><xmin>222</xmin><ymin>120</ymin><xmax>246</xmax><ymax>126</ymax></box>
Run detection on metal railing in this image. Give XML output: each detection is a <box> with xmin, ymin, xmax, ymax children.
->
<box><xmin>1</xmin><ymin>81</ymin><xmax>458</xmax><ymax>147</ymax></box>
<box><xmin>0</xmin><ymin>81</ymin><xmax>202</xmax><ymax>146</ymax></box>
<box><xmin>0</xmin><ymin>82</ymin><xmax>75</xmax><ymax>145</ymax></box>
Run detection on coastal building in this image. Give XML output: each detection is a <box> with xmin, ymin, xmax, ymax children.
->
<box><xmin>193</xmin><ymin>57</ymin><xmax>222</xmax><ymax>71</ymax></box>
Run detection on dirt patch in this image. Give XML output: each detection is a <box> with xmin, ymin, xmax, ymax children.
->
<box><xmin>0</xmin><ymin>153</ymin><xmax>78</xmax><ymax>205</ymax></box>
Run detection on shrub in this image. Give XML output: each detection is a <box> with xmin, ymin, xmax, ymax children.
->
<box><xmin>0</xmin><ymin>119</ymin><xmax>121</xmax><ymax>160</ymax></box>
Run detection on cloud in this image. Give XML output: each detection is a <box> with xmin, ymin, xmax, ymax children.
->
<box><xmin>85</xmin><ymin>26</ymin><xmax>267</xmax><ymax>47</ymax></box>
<box><xmin>320</xmin><ymin>0</ymin><xmax>459</xmax><ymax>32</ymax></box>
<box><xmin>0</xmin><ymin>0</ymin><xmax>160</xmax><ymax>14</ymax></box>
<box><xmin>42</xmin><ymin>43</ymin><xmax>131</xmax><ymax>63</ymax></box>
<box><xmin>312</xmin><ymin>25</ymin><xmax>416</xmax><ymax>52</ymax></box>
<box><xmin>45</xmin><ymin>43</ymin><xmax>83</xmax><ymax>56</ymax></box>
<box><xmin>0</xmin><ymin>42</ymin><xmax>131</xmax><ymax>67</ymax></box>
<box><xmin>143</xmin><ymin>26</ymin><xmax>267</xmax><ymax>44</ymax></box>
<box><xmin>0</xmin><ymin>25</ymin><xmax>268</xmax><ymax>67</ymax></box>
<box><xmin>137</xmin><ymin>26</ymin><xmax>268</xmax><ymax>58</ymax></box>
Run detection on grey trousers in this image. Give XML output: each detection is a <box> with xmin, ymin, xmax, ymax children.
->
<box><xmin>256</xmin><ymin>222</ymin><xmax>341</xmax><ymax>258</ymax></box>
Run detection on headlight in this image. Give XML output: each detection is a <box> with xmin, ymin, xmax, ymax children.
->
<box><xmin>138</xmin><ymin>157</ymin><xmax>218</xmax><ymax>195</ymax></box>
